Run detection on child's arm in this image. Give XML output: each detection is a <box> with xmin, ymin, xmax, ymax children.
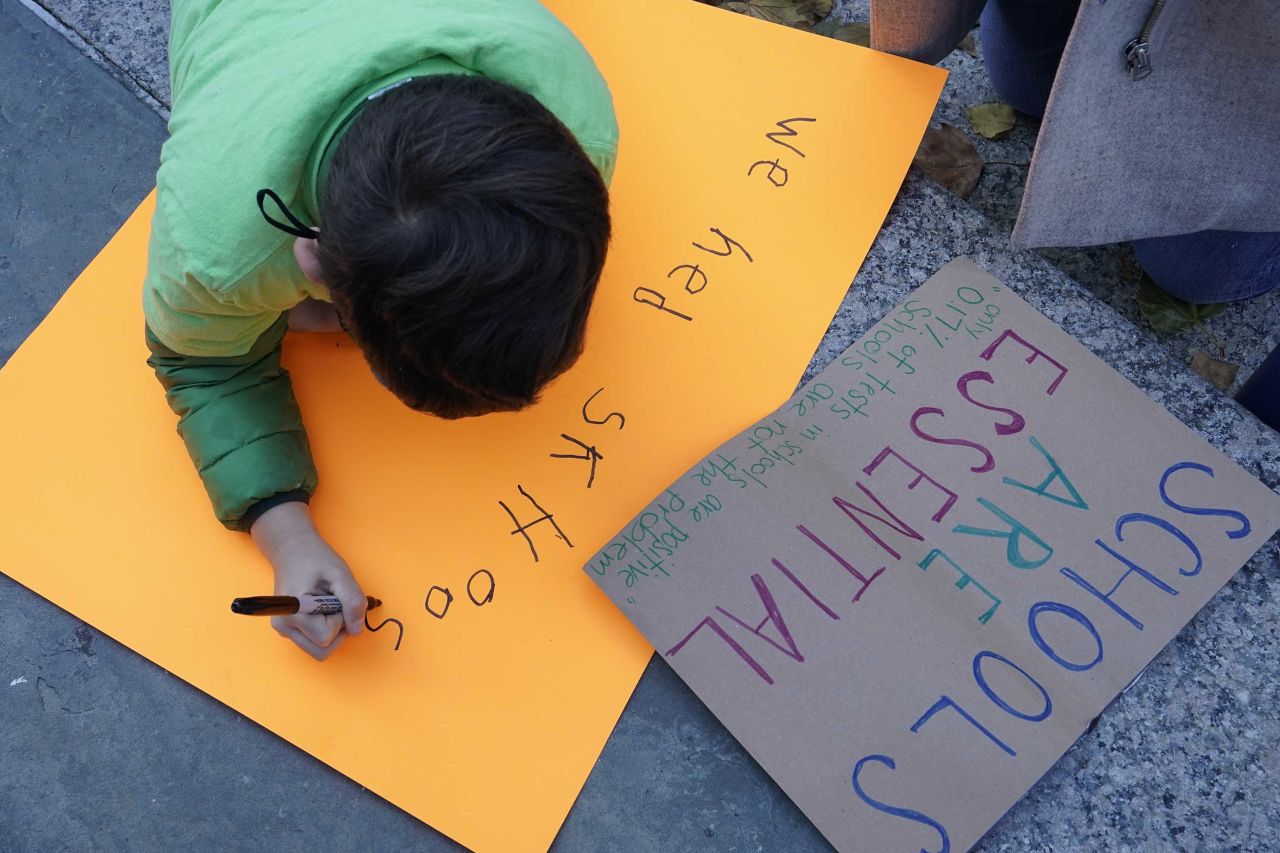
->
<box><xmin>146</xmin><ymin>316</ymin><xmax>363</xmax><ymax>658</ymax></box>
<box><xmin>145</xmin><ymin>315</ymin><xmax>315</xmax><ymax>531</ymax></box>
<box><xmin>250</xmin><ymin>501</ymin><xmax>366</xmax><ymax>660</ymax></box>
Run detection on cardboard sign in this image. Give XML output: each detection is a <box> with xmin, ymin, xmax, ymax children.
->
<box><xmin>585</xmin><ymin>259</ymin><xmax>1280</xmax><ymax>853</ymax></box>
<box><xmin>0</xmin><ymin>3</ymin><xmax>944</xmax><ymax>850</ymax></box>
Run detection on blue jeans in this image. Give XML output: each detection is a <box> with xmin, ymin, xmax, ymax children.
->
<box><xmin>871</xmin><ymin>0</ymin><xmax>1280</xmax><ymax>427</ymax></box>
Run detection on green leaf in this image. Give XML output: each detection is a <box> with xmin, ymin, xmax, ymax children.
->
<box><xmin>718</xmin><ymin>0</ymin><xmax>831</xmax><ymax>27</ymax></box>
<box><xmin>794</xmin><ymin>0</ymin><xmax>834</xmax><ymax>19</ymax></box>
<box><xmin>966</xmin><ymin>102</ymin><xmax>1015</xmax><ymax>139</ymax></box>
<box><xmin>829</xmin><ymin>22</ymin><xmax>870</xmax><ymax>46</ymax></box>
<box><xmin>1137</xmin><ymin>274</ymin><xmax>1227</xmax><ymax>334</ymax></box>
<box><xmin>811</xmin><ymin>16</ymin><xmax>840</xmax><ymax>36</ymax></box>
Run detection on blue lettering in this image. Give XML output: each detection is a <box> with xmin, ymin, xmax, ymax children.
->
<box><xmin>1115</xmin><ymin>512</ymin><xmax>1202</xmax><ymax>577</ymax></box>
<box><xmin>911</xmin><ymin>695</ymin><xmax>1016</xmax><ymax>757</ymax></box>
<box><xmin>851</xmin><ymin>755</ymin><xmax>951</xmax><ymax>853</ymax></box>
<box><xmin>1028</xmin><ymin>601</ymin><xmax>1104</xmax><ymax>672</ymax></box>
<box><xmin>972</xmin><ymin>651</ymin><xmax>1052</xmax><ymax>722</ymax></box>
<box><xmin>1158</xmin><ymin>461</ymin><xmax>1251</xmax><ymax>540</ymax></box>
<box><xmin>1059</xmin><ymin>538</ymin><xmax>1180</xmax><ymax>632</ymax></box>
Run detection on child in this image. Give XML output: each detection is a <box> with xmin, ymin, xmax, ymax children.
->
<box><xmin>144</xmin><ymin>0</ymin><xmax>618</xmax><ymax>660</ymax></box>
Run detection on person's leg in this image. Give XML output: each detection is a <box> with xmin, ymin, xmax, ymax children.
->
<box><xmin>1237</xmin><ymin>345</ymin><xmax>1280</xmax><ymax>430</ymax></box>
<box><xmin>979</xmin><ymin>0</ymin><xmax>1081</xmax><ymax>117</ymax></box>
<box><xmin>1132</xmin><ymin>230</ymin><xmax>1280</xmax><ymax>304</ymax></box>
<box><xmin>1132</xmin><ymin>229</ymin><xmax>1280</xmax><ymax>430</ymax></box>
<box><xmin>1239</xmin><ymin>343</ymin><xmax>1280</xmax><ymax>427</ymax></box>
<box><xmin>870</xmin><ymin>0</ymin><xmax>987</xmax><ymax>66</ymax></box>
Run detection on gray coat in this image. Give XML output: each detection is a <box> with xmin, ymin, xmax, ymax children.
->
<box><xmin>1018</xmin><ymin>0</ymin><xmax>1280</xmax><ymax>247</ymax></box>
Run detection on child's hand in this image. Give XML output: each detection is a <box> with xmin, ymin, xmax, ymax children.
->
<box><xmin>249</xmin><ymin>502</ymin><xmax>366</xmax><ymax>660</ymax></box>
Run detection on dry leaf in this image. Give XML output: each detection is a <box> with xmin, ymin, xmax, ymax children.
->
<box><xmin>966</xmin><ymin>103</ymin><xmax>1016</xmax><ymax>139</ymax></box>
<box><xmin>912</xmin><ymin>124</ymin><xmax>983</xmax><ymax>199</ymax></box>
<box><xmin>1189</xmin><ymin>351</ymin><xmax>1240</xmax><ymax>390</ymax></box>
<box><xmin>830</xmin><ymin>22</ymin><xmax>870</xmax><ymax>46</ymax></box>
<box><xmin>957</xmin><ymin>32</ymin><xmax>979</xmax><ymax>58</ymax></box>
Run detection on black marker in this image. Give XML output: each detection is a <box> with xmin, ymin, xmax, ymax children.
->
<box><xmin>230</xmin><ymin>594</ymin><xmax>382</xmax><ymax>616</ymax></box>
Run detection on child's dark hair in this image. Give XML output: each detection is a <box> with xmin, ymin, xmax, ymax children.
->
<box><xmin>316</xmin><ymin>74</ymin><xmax>611</xmax><ymax>418</ymax></box>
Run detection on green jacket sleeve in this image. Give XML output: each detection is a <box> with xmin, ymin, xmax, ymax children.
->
<box><xmin>145</xmin><ymin>315</ymin><xmax>318</xmax><ymax>531</ymax></box>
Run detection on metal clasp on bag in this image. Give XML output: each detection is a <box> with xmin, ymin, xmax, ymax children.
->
<box><xmin>1124</xmin><ymin>0</ymin><xmax>1168</xmax><ymax>81</ymax></box>
<box><xmin>1124</xmin><ymin>38</ymin><xmax>1154</xmax><ymax>80</ymax></box>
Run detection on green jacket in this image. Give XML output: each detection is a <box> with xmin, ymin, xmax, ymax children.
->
<box><xmin>145</xmin><ymin>0</ymin><xmax>618</xmax><ymax>530</ymax></box>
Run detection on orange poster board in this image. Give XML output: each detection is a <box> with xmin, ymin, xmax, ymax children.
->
<box><xmin>0</xmin><ymin>2</ymin><xmax>944</xmax><ymax>850</ymax></box>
